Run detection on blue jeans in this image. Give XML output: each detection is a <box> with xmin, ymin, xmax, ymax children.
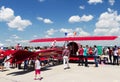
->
<box><xmin>94</xmin><ymin>56</ymin><xmax>98</xmax><ymax>67</ymax></box>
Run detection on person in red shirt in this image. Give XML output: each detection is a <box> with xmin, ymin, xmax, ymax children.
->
<box><xmin>78</xmin><ymin>45</ymin><xmax>84</xmax><ymax>66</ymax></box>
<box><xmin>88</xmin><ymin>46</ymin><xmax>93</xmax><ymax>55</ymax></box>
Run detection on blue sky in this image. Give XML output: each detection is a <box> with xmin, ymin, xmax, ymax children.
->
<box><xmin>0</xmin><ymin>0</ymin><xmax>120</xmax><ymax>47</ymax></box>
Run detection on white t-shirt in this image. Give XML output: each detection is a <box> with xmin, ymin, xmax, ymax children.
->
<box><xmin>94</xmin><ymin>48</ymin><xmax>98</xmax><ymax>56</ymax></box>
<box><xmin>114</xmin><ymin>49</ymin><xmax>118</xmax><ymax>56</ymax></box>
<box><xmin>35</xmin><ymin>60</ymin><xmax>41</xmax><ymax>69</ymax></box>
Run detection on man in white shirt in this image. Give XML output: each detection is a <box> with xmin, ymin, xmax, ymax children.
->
<box><xmin>113</xmin><ymin>46</ymin><xmax>119</xmax><ymax>65</ymax></box>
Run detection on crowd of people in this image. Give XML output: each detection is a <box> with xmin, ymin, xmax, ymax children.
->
<box><xmin>62</xmin><ymin>45</ymin><xmax>99</xmax><ymax>69</ymax></box>
<box><xmin>0</xmin><ymin>43</ymin><xmax>120</xmax><ymax>80</ymax></box>
<box><xmin>104</xmin><ymin>45</ymin><xmax>120</xmax><ymax>65</ymax></box>
<box><xmin>62</xmin><ymin>44</ymin><xmax>120</xmax><ymax>70</ymax></box>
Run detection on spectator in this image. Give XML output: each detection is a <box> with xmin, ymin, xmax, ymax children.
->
<box><xmin>113</xmin><ymin>46</ymin><xmax>119</xmax><ymax>65</ymax></box>
<box><xmin>77</xmin><ymin>45</ymin><xmax>84</xmax><ymax>66</ymax></box>
<box><xmin>62</xmin><ymin>46</ymin><xmax>70</xmax><ymax>70</ymax></box>
<box><xmin>83</xmin><ymin>45</ymin><xmax>89</xmax><ymax>67</ymax></box>
<box><xmin>93</xmin><ymin>45</ymin><xmax>99</xmax><ymax>67</ymax></box>
<box><xmin>107</xmin><ymin>47</ymin><xmax>113</xmax><ymax>64</ymax></box>
<box><xmin>34</xmin><ymin>56</ymin><xmax>43</xmax><ymax>80</ymax></box>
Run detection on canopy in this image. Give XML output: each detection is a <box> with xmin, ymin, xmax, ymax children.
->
<box><xmin>30</xmin><ymin>36</ymin><xmax>118</xmax><ymax>43</ymax></box>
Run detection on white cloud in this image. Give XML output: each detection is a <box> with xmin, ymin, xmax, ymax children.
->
<box><xmin>94</xmin><ymin>8</ymin><xmax>120</xmax><ymax>35</ymax></box>
<box><xmin>0</xmin><ymin>42</ymin><xmax>4</xmax><ymax>46</ymax></box>
<box><xmin>37</xmin><ymin>17</ymin><xmax>53</xmax><ymax>24</ymax></box>
<box><xmin>38</xmin><ymin>0</ymin><xmax>45</xmax><ymax>2</ymax></box>
<box><xmin>116</xmin><ymin>15</ymin><xmax>120</xmax><ymax>21</ymax></box>
<box><xmin>45</xmin><ymin>35</ymin><xmax>50</xmax><ymax>38</ymax></box>
<box><xmin>0</xmin><ymin>6</ymin><xmax>14</xmax><ymax>22</ymax></box>
<box><xmin>7</xmin><ymin>16</ymin><xmax>32</xmax><ymax>31</ymax></box>
<box><xmin>5</xmin><ymin>35</ymin><xmax>20</xmax><ymax>44</ymax></box>
<box><xmin>5</xmin><ymin>39</ymin><xmax>12</xmax><ymax>42</ymax></box>
<box><xmin>107</xmin><ymin>8</ymin><xmax>114</xmax><ymax>13</ymax></box>
<box><xmin>0</xmin><ymin>6</ymin><xmax>32</xmax><ymax>31</ymax></box>
<box><xmin>60</xmin><ymin>28</ymin><xmax>90</xmax><ymax>37</ymax></box>
<box><xmin>68</xmin><ymin>15</ymin><xmax>93</xmax><ymax>23</ymax></box>
<box><xmin>5</xmin><ymin>38</ymin><xmax>29</xmax><ymax>46</ymax></box>
<box><xmin>81</xmin><ymin>15</ymin><xmax>94</xmax><ymax>22</ymax></box>
<box><xmin>60</xmin><ymin>28</ymin><xmax>73</xmax><ymax>33</ymax></box>
<box><xmin>60</xmin><ymin>28</ymin><xmax>74</xmax><ymax>36</ymax></box>
<box><xmin>109</xmin><ymin>0</ymin><xmax>115</xmax><ymax>6</ymax></box>
<box><xmin>79</xmin><ymin>5</ymin><xmax>85</xmax><ymax>10</ymax></box>
<box><xmin>68</xmin><ymin>15</ymin><xmax>80</xmax><ymax>23</ymax></box>
<box><xmin>88</xmin><ymin>0</ymin><xmax>103</xmax><ymax>4</ymax></box>
<box><xmin>44</xmin><ymin>18</ymin><xmax>53</xmax><ymax>24</ymax></box>
<box><xmin>11</xmin><ymin>34</ymin><xmax>20</xmax><ymax>39</ymax></box>
<box><xmin>37</xmin><ymin>17</ymin><xmax>43</xmax><ymax>21</ymax></box>
<box><xmin>16</xmin><ymin>40</ymin><xmax>29</xmax><ymax>43</ymax></box>
<box><xmin>94</xmin><ymin>28</ymin><xmax>109</xmax><ymax>35</ymax></box>
<box><xmin>46</xmin><ymin>28</ymin><xmax>57</xmax><ymax>35</ymax></box>
<box><xmin>75</xmin><ymin>28</ymin><xmax>90</xmax><ymax>36</ymax></box>
<box><xmin>33</xmin><ymin>35</ymin><xmax>38</xmax><ymax>38</ymax></box>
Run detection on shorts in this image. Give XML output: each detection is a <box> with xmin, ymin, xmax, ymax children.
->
<box><xmin>35</xmin><ymin>69</ymin><xmax>41</xmax><ymax>75</ymax></box>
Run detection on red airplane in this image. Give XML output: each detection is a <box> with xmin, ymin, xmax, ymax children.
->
<box><xmin>30</xmin><ymin>36</ymin><xmax>118</xmax><ymax>61</ymax></box>
<box><xmin>3</xmin><ymin>36</ymin><xmax>117</xmax><ymax>64</ymax></box>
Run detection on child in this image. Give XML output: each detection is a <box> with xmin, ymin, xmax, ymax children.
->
<box><xmin>34</xmin><ymin>56</ymin><xmax>43</xmax><ymax>80</ymax></box>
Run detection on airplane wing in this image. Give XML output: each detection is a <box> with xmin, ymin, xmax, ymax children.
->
<box><xmin>6</xmin><ymin>50</ymin><xmax>35</xmax><ymax>64</ymax></box>
<box><xmin>6</xmin><ymin>48</ymin><xmax>63</xmax><ymax>64</ymax></box>
<box><xmin>3</xmin><ymin>49</ymin><xmax>16</xmax><ymax>56</ymax></box>
<box><xmin>0</xmin><ymin>49</ymin><xmax>5</xmax><ymax>54</ymax></box>
<box><xmin>30</xmin><ymin>36</ymin><xmax>118</xmax><ymax>43</ymax></box>
<box><xmin>35</xmin><ymin>48</ymin><xmax>62</xmax><ymax>57</ymax></box>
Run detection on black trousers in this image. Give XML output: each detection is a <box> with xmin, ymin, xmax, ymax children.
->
<box><xmin>84</xmin><ymin>56</ymin><xmax>88</xmax><ymax>67</ymax></box>
<box><xmin>78</xmin><ymin>55</ymin><xmax>84</xmax><ymax>66</ymax></box>
<box><xmin>109</xmin><ymin>55</ymin><xmax>112</xmax><ymax>64</ymax></box>
<box><xmin>113</xmin><ymin>56</ymin><xmax>119</xmax><ymax>65</ymax></box>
